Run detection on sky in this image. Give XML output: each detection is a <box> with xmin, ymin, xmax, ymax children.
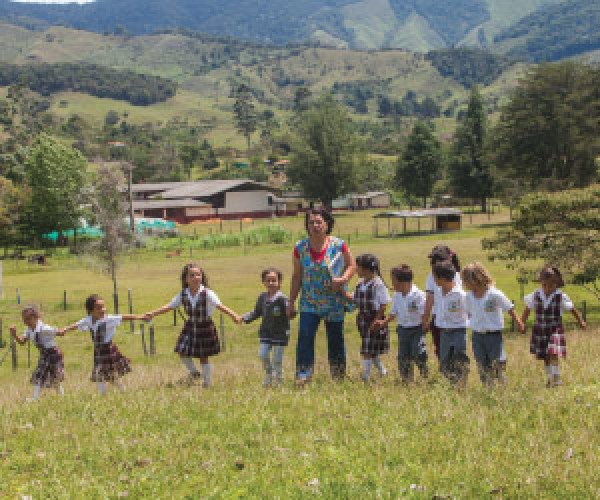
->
<box><xmin>11</xmin><ymin>0</ymin><xmax>95</xmax><ymax>3</ymax></box>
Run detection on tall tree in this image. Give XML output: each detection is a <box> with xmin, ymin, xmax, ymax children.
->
<box><xmin>179</xmin><ymin>143</ymin><xmax>201</xmax><ymax>180</ymax></box>
<box><xmin>396</xmin><ymin>121</ymin><xmax>442</xmax><ymax>208</ymax></box>
<box><xmin>233</xmin><ymin>84</ymin><xmax>257</xmax><ymax>152</ymax></box>
<box><xmin>288</xmin><ymin>94</ymin><xmax>364</xmax><ymax>209</ymax></box>
<box><xmin>21</xmin><ymin>135</ymin><xmax>87</xmax><ymax>243</ymax></box>
<box><xmin>449</xmin><ymin>86</ymin><xmax>493</xmax><ymax>212</ymax></box>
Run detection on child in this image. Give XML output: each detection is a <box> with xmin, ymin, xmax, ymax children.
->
<box><xmin>522</xmin><ymin>266</ymin><xmax>586</xmax><ymax>387</ymax></box>
<box><xmin>347</xmin><ymin>253</ymin><xmax>391</xmax><ymax>382</ymax></box>
<box><xmin>423</xmin><ymin>245</ymin><xmax>462</xmax><ymax>362</ymax></box>
<box><xmin>427</xmin><ymin>260</ymin><xmax>469</xmax><ymax>385</ymax></box>
<box><xmin>462</xmin><ymin>262</ymin><xmax>524</xmax><ymax>386</ymax></box>
<box><xmin>10</xmin><ymin>305</ymin><xmax>65</xmax><ymax>401</ymax></box>
<box><xmin>242</xmin><ymin>268</ymin><xmax>290</xmax><ymax>387</ymax></box>
<box><xmin>375</xmin><ymin>265</ymin><xmax>427</xmax><ymax>383</ymax></box>
<box><xmin>143</xmin><ymin>263</ymin><xmax>241</xmax><ymax>387</ymax></box>
<box><xmin>59</xmin><ymin>295</ymin><xmax>142</xmax><ymax>395</ymax></box>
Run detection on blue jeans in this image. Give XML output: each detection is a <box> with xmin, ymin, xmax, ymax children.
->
<box><xmin>397</xmin><ymin>325</ymin><xmax>428</xmax><ymax>380</ymax></box>
<box><xmin>296</xmin><ymin>312</ymin><xmax>346</xmax><ymax>379</ymax></box>
<box><xmin>439</xmin><ymin>328</ymin><xmax>469</xmax><ymax>383</ymax></box>
<box><xmin>471</xmin><ymin>332</ymin><xmax>506</xmax><ymax>384</ymax></box>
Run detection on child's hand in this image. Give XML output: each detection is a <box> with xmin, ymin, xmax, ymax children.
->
<box><xmin>56</xmin><ymin>328</ymin><xmax>66</xmax><ymax>336</ymax></box>
<box><xmin>9</xmin><ymin>325</ymin><xmax>17</xmax><ymax>337</ymax></box>
<box><xmin>580</xmin><ymin>320</ymin><xmax>587</xmax><ymax>330</ymax></box>
<box><xmin>142</xmin><ymin>313</ymin><xmax>153</xmax><ymax>321</ymax></box>
<box><xmin>370</xmin><ymin>320</ymin><xmax>385</xmax><ymax>333</ymax></box>
<box><xmin>235</xmin><ymin>315</ymin><xmax>243</xmax><ymax>325</ymax></box>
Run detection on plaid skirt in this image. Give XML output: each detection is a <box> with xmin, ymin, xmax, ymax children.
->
<box><xmin>92</xmin><ymin>343</ymin><xmax>131</xmax><ymax>382</ymax></box>
<box><xmin>174</xmin><ymin>320</ymin><xmax>220</xmax><ymax>358</ymax></box>
<box><xmin>530</xmin><ymin>323</ymin><xmax>566</xmax><ymax>360</ymax></box>
<box><xmin>357</xmin><ymin>312</ymin><xmax>389</xmax><ymax>356</ymax></box>
<box><xmin>31</xmin><ymin>347</ymin><xmax>64</xmax><ymax>387</ymax></box>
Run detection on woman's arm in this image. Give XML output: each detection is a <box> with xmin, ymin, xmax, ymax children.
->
<box><xmin>331</xmin><ymin>246</ymin><xmax>356</xmax><ymax>290</ymax></box>
<box><xmin>217</xmin><ymin>303</ymin><xmax>242</xmax><ymax>324</ymax></box>
<box><xmin>9</xmin><ymin>326</ymin><xmax>27</xmax><ymax>345</ymax></box>
<box><xmin>288</xmin><ymin>255</ymin><xmax>302</xmax><ymax>319</ymax></box>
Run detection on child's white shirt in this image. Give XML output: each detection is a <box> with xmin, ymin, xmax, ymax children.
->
<box><xmin>435</xmin><ymin>285</ymin><xmax>468</xmax><ymax>329</ymax></box>
<box><xmin>356</xmin><ymin>277</ymin><xmax>390</xmax><ymax>309</ymax></box>
<box><xmin>77</xmin><ymin>315</ymin><xmax>122</xmax><ymax>342</ymax></box>
<box><xmin>391</xmin><ymin>285</ymin><xmax>425</xmax><ymax>328</ymax></box>
<box><xmin>169</xmin><ymin>285</ymin><xmax>221</xmax><ymax>316</ymax></box>
<box><xmin>467</xmin><ymin>286</ymin><xmax>514</xmax><ymax>332</ymax></box>
<box><xmin>23</xmin><ymin>320</ymin><xmax>58</xmax><ymax>349</ymax></box>
<box><xmin>524</xmin><ymin>288</ymin><xmax>573</xmax><ymax>315</ymax></box>
<box><xmin>426</xmin><ymin>271</ymin><xmax>463</xmax><ymax>321</ymax></box>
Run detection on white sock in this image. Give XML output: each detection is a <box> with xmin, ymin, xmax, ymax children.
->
<box><xmin>553</xmin><ymin>365</ymin><xmax>561</xmax><ymax>377</ymax></box>
<box><xmin>97</xmin><ymin>382</ymin><xmax>107</xmax><ymax>395</ymax></box>
<box><xmin>361</xmin><ymin>359</ymin><xmax>373</xmax><ymax>380</ymax></box>
<box><xmin>545</xmin><ymin>365</ymin><xmax>553</xmax><ymax>378</ymax></box>
<box><xmin>181</xmin><ymin>356</ymin><xmax>199</xmax><ymax>375</ymax></box>
<box><xmin>201</xmin><ymin>363</ymin><xmax>212</xmax><ymax>386</ymax></box>
<box><xmin>56</xmin><ymin>385</ymin><xmax>65</xmax><ymax>396</ymax></box>
<box><xmin>32</xmin><ymin>385</ymin><xmax>41</xmax><ymax>400</ymax></box>
<box><xmin>373</xmin><ymin>357</ymin><xmax>387</xmax><ymax>375</ymax></box>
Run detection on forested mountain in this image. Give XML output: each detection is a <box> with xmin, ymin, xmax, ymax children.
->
<box><xmin>0</xmin><ymin>0</ymin><xmax>559</xmax><ymax>52</ymax></box>
<box><xmin>494</xmin><ymin>0</ymin><xmax>600</xmax><ymax>61</ymax></box>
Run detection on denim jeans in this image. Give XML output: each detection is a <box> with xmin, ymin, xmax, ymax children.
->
<box><xmin>296</xmin><ymin>312</ymin><xmax>346</xmax><ymax>379</ymax></box>
<box><xmin>259</xmin><ymin>343</ymin><xmax>285</xmax><ymax>379</ymax></box>
<box><xmin>397</xmin><ymin>325</ymin><xmax>428</xmax><ymax>380</ymax></box>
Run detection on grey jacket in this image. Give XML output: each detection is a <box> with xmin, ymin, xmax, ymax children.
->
<box><xmin>242</xmin><ymin>291</ymin><xmax>290</xmax><ymax>346</ymax></box>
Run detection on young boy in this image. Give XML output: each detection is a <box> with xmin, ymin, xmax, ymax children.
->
<box><xmin>375</xmin><ymin>265</ymin><xmax>427</xmax><ymax>383</ymax></box>
<box><xmin>425</xmin><ymin>260</ymin><xmax>469</xmax><ymax>385</ymax></box>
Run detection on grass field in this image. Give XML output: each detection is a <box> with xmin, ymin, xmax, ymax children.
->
<box><xmin>1</xmin><ymin>213</ymin><xmax>599</xmax><ymax>497</ymax></box>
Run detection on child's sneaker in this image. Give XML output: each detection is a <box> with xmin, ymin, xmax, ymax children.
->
<box><xmin>263</xmin><ymin>374</ymin><xmax>273</xmax><ymax>388</ymax></box>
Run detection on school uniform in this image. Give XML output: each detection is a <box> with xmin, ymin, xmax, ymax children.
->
<box><xmin>170</xmin><ymin>286</ymin><xmax>221</xmax><ymax>358</ymax></box>
<box><xmin>467</xmin><ymin>287</ymin><xmax>513</xmax><ymax>382</ymax></box>
<box><xmin>354</xmin><ymin>277</ymin><xmax>391</xmax><ymax>356</ymax></box>
<box><xmin>426</xmin><ymin>272</ymin><xmax>463</xmax><ymax>359</ymax></box>
<box><xmin>436</xmin><ymin>285</ymin><xmax>469</xmax><ymax>380</ymax></box>
<box><xmin>77</xmin><ymin>315</ymin><xmax>131</xmax><ymax>382</ymax></box>
<box><xmin>23</xmin><ymin>320</ymin><xmax>64</xmax><ymax>388</ymax></box>
<box><xmin>525</xmin><ymin>289</ymin><xmax>573</xmax><ymax>360</ymax></box>
<box><xmin>391</xmin><ymin>285</ymin><xmax>427</xmax><ymax>378</ymax></box>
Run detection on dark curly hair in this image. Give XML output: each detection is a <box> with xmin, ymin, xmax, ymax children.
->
<box><xmin>305</xmin><ymin>208</ymin><xmax>335</xmax><ymax>235</ymax></box>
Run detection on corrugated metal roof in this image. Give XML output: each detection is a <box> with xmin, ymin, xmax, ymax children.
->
<box><xmin>160</xmin><ymin>180</ymin><xmax>272</xmax><ymax>199</ymax></box>
<box><xmin>373</xmin><ymin>208</ymin><xmax>462</xmax><ymax>218</ymax></box>
<box><xmin>131</xmin><ymin>182</ymin><xmax>193</xmax><ymax>193</ymax></box>
<box><xmin>133</xmin><ymin>199</ymin><xmax>210</xmax><ymax>210</ymax></box>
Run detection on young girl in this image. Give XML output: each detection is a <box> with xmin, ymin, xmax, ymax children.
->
<box><xmin>10</xmin><ymin>305</ymin><xmax>65</xmax><ymax>401</ymax></box>
<box><xmin>347</xmin><ymin>253</ymin><xmax>391</xmax><ymax>382</ymax></box>
<box><xmin>462</xmin><ymin>262</ymin><xmax>525</xmax><ymax>386</ymax></box>
<box><xmin>143</xmin><ymin>263</ymin><xmax>241</xmax><ymax>387</ymax></box>
<box><xmin>422</xmin><ymin>245</ymin><xmax>462</xmax><ymax>362</ymax></box>
<box><xmin>242</xmin><ymin>268</ymin><xmax>290</xmax><ymax>387</ymax></box>
<box><xmin>522</xmin><ymin>266</ymin><xmax>586</xmax><ymax>387</ymax></box>
<box><xmin>59</xmin><ymin>295</ymin><xmax>142</xmax><ymax>395</ymax></box>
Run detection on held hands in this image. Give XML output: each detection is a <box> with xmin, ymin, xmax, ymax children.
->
<box><xmin>286</xmin><ymin>302</ymin><xmax>297</xmax><ymax>320</ymax></box>
<box><xmin>330</xmin><ymin>277</ymin><xmax>346</xmax><ymax>291</ymax></box>
<box><xmin>370</xmin><ymin>319</ymin><xmax>386</xmax><ymax>334</ymax></box>
<box><xmin>9</xmin><ymin>325</ymin><xmax>17</xmax><ymax>338</ymax></box>
<box><xmin>142</xmin><ymin>312</ymin><xmax>154</xmax><ymax>322</ymax></box>
<box><xmin>579</xmin><ymin>320</ymin><xmax>587</xmax><ymax>330</ymax></box>
<box><xmin>56</xmin><ymin>328</ymin><xmax>67</xmax><ymax>336</ymax></box>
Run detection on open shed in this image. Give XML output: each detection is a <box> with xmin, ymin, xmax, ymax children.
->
<box><xmin>373</xmin><ymin>208</ymin><xmax>462</xmax><ymax>237</ymax></box>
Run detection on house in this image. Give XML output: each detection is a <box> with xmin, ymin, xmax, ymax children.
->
<box><xmin>332</xmin><ymin>192</ymin><xmax>391</xmax><ymax>210</ymax></box>
<box><xmin>131</xmin><ymin>179</ymin><xmax>282</xmax><ymax>223</ymax></box>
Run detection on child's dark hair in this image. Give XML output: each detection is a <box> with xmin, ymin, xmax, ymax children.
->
<box><xmin>305</xmin><ymin>208</ymin><xmax>335</xmax><ymax>235</ymax></box>
<box><xmin>432</xmin><ymin>261</ymin><xmax>456</xmax><ymax>281</ymax></box>
<box><xmin>180</xmin><ymin>263</ymin><xmax>208</xmax><ymax>289</ymax></box>
<box><xmin>428</xmin><ymin>244</ymin><xmax>461</xmax><ymax>271</ymax></box>
<box><xmin>391</xmin><ymin>264</ymin><xmax>413</xmax><ymax>283</ymax></box>
<box><xmin>21</xmin><ymin>304</ymin><xmax>41</xmax><ymax>319</ymax></box>
<box><xmin>538</xmin><ymin>266</ymin><xmax>565</xmax><ymax>287</ymax></box>
<box><xmin>356</xmin><ymin>253</ymin><xmax>382</xmax><ymax>278</ymax></box>
<box><xmin>85</xmin><ymin>294</ymin><xmax>102</xmax><ymax>314</ymax></box>
<box><xmin>261</xmin><ymin>267</ymin><xmax>283</xmax><ymax>283</ymax></box>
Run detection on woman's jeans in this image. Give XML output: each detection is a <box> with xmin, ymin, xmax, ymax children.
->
<box><xmin>296</xmin><ymin>312</ymin><xmax>346</xmax><ymax>379</ymax></box>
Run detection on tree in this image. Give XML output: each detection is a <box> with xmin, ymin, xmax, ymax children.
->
<box><xmin>288</xmin><ymin>94</ymin><xmax>364</xmax><ymax>209</ymax></box>
<box><xmin>91</xmin><ymin>164</ymin><xmax>133</xmax><ymax>313</ymax></box>
<box><xmin>179</xmin><ymin>143</ymin><xmax>201</xmax><ymax>179</ymax></box>
<box><xmin>233</xmin><ymin>84</ymin><xmax>257</xmax><ymax>151</ymax></box>
<box><xmin>490</xmin><ymin>62</ymin><xmax>600</xmax><ymax>189</ymax></box>
<box><xmin>482</xmin><ymin>185</ymin><xmax>600</xmax><ymax>300</ymax></box>
<box><xmin>449</xmin><ymin>86</ymin><xmax>493</xmax><ymax>212</ymax></box>
<box><xmin>293</xmin><ymin>87</ymin><xmax>312</xmax><ymax>112</ymax></box>
<box><xmin>21</xmin><ymin>135</ymin><xmax>87</xmax><ymax>243</ymax></box>
<box><xmin>396</xmin><ymin>121</ymin><xmax>443</xmax><ymax>208</ymax></box>
<box><xmin>104</xmin><ymin>110</ymin><xmax>120</xmax><ymax>127</ymax></box>
<box><xmin>0</xmin><ymin>176</ymin><xmax>28</xmax><ymax>247</ymax></box>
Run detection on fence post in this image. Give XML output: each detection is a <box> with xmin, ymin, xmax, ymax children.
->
<box><xmin>27</xmin><ymin>338</ymin><xmax>31</xmax><ymax>368</ymax></box>
<box><xmin>140</xmin><ymin>322</ymin><xmax>148</xmax><ymax>357</ymax></box>
<box><xmin>17</xmin><ymin>287</ymin><xmax>20</xmax><ymax>305</ymax></box>
<box><xmin>220</xmin><ymin>313</ymin><xmax>226</xmax><ymax>352</ymax></box>
<box><xmin>173</xmin><ymin>309</ymin><xmax>177</xmax><ymax>326</ymax></box>
<box><xmin>582</xmin><ymin>301</ymin><xmax>587</xmax><ymax>323</ymax></box>
<box><xmin>128</xmin><ymin>289</ymin><xmax>134</xmax><ymax>333</ymax></box>
<box><xmin>149</xmin><ymin>323</ymin><xmax>156</xmax><ymax>356</ymax></box>
<box><xmin>0</xmin><ymin>318</ymin><xmax>3</xmax><ymax>349</ymax></box>
<box><xmin>11</xmin><ymin>336</ymin><xmax>17</xmax><ymax>371</ymax></box>
<box><xmin>510</xmin><ymin>305</ymin><xmax>515</xmax><ymax>333</ymax></box>
<box><xmin>63</xmin><ymin>290</ymin><xmax>67</xmax><ymax>311</ymax></box>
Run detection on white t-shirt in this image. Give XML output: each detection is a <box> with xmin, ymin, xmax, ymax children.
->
<box><xmin>426</xmin><ymin>271</ymin><xmax>463</xmax><ymax>322</ymax></box>
<box><xmin>77</xmin><ymin>315</ymin><xmax>122</xmax><ymax>343</ymax></box>
<box><xmin>435</xmin><ymin>285</ymin><xmax>468</xmax><ymax>329</ymax></box>
<box><xmin>355</xmin><ymin>277</ymin><xmax>391</xmax><ymax>309</ymax></box>
<box><xmin>467</xmin><ymin>287</ymin><xmax>514</xmax><ymax>333</ymax></box>
<box><xmin>23</xmin><ymin>320</ymin><xmax>58</xmax><ymax>349</ymax></box>
<box><xmin>391</xmin><ymin>285</ymin><xmax>426</xmax><ymax>328</ymax></box>
<box><xmin>169</xmin><ymin>286</ymin><xmax>221</xmax><ymax>317</ymax></box>
<box><xmin>524</xmin><ymin>289</ymin><xmax>573</xmax><ymax>315</ymax></box>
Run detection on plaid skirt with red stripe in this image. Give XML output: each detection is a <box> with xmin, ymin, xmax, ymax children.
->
<box><xmin>174</xmin><ymin>320</ymin><xmax>220</xmax><ymax>358</ymax></box>
<box><xmin>31</xmin><ymin>347</ymin><xmax>64</xmax><ymax>387</ymax></box>
<box><xmin>92</xmin><ymin>343</ymin><xmax>131</xmax><ymax>382</ymax></box>
<box><xmin>530</xmin><ymin>323</ymin><xmax>567</xmax><ymax>360</ymax></box>
<box><xmin>357</xmin><ymin>312</ymin><xmax>389</xmax><ymax>356</ymax></box>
